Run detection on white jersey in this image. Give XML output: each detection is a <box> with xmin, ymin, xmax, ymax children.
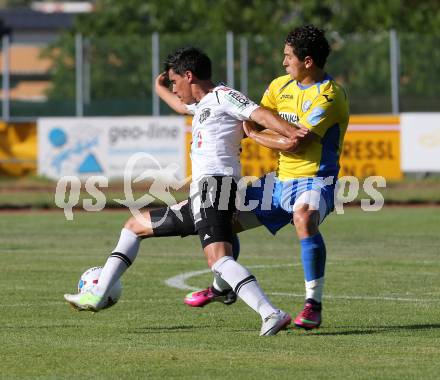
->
<box><xmin>185</xmin><ymin>85</ymin><xmax>259</xmax><ymax>182</ymax></box>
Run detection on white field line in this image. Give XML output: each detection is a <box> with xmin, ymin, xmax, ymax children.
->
<box><xmin>164</xmin><ymin>264</ymin><xmax>438</xmax><ymax>303</ymax></box>
<box><xmin>164</xmin><ymin>264</ymin><xmax>301</xmax><ymax>291</ymax></box>
<box><xmin>268</xmin><ymin>292</ymin><xmax>430</xmax><ymax>302</ymax></box>
<box><xmin>1</xmin><ymin>264</ymin><xmax>437</xmax><ymax>308</ymax></box>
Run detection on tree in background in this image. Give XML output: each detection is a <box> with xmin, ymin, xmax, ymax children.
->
<box><xmin>43</xmin><ymin>0</ymin><xmax>440</xmax><ymax>114</ymax></box>
<box><xmin>0</xmin><ymin>0</ymin><xmax>32</xmax><ymax>7</ymax></box>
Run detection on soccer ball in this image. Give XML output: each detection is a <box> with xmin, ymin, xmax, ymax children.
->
<box><xmin>78</xmin><ymin>266</ymin><xmax>122</xmax><ymax>308</ymax></box>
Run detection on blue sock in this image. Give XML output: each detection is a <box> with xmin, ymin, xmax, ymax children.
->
<box><xmin>231</xmin><ymin>233</ymin><xmax>240</xmax><ymax>261</ymax></box>
<box><xmin>300</xmin><ymin>233</ymin><xmax>326</xmax><ymax>283</ymax></box>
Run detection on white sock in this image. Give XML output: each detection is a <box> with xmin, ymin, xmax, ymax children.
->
<box><xmin>95</xmin><ymin>228</ymin><xmax>141</xmax><ymax>296</ymax></box>
<box><xmin>212</xmin><ymin>273</ymin><xmax>231</xmax><ymax>292</ymax></box>
<box><xmin>305</xmin><ymin>277</ymin><xmax>325</xmax><ymax>303</ymax></box>
<box><xmin>211</xmin><ymin>256</ymin><xmax>277</xmax><ymax>320</ymax></box>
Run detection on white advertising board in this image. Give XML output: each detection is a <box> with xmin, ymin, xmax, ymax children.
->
<box><xmin>401</xmin><ymin>113</ymin><xmax>440</xmax><ymax>172</ymax></box>
<box><xmin>38</xmin><ymin>117</ymin><xmax>187</xmax><ymax>179</ymax></box>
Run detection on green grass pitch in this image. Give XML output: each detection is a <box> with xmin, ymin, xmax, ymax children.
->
<box><xmin>1</xmin><ymin>207</ymin><xmax>439</xmax><ymax>379</ymax></box>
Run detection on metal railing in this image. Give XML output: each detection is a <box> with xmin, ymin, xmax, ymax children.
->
<box><xmin>1</xmin><ymin>30</ymin><xmax>439</xmax><ymax>121</ymax></box>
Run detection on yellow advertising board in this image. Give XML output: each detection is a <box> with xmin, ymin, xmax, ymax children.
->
<box><xmin>183</xmin><ymin>115</ymin><xmax>402</xmax><ymax>180</ymax></box>
<box><xmin>240</xmin><ymin>138</ymin><xmax>279</xmax><ymax>178</ymax></box>
<box><xmin>340</xmin><ymin>115</ymin><xmax>402</xmax><ymax>180</ymax></box>
<box><xmin>0</xmin><ymin>121</ymin><xmax>37</xmax><ymax>176</ymax></box>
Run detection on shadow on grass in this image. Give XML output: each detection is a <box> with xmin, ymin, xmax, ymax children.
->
<box><xmin>0</xmin><ymin>324</ymin><xmax>84</xmax><ymax>330</ymax></box>
<box><xmin>130</xmin><ymin>325</ymin><xmax>257</xmax><ymax>334</ymax></box>
<box><xmin>296</xmin><ymin>323</ymin><xmax>440</xmax><ymax>336</ymax></box>
<box><xmin>129</xmin><ymin>323</ymin><xmax>440</xmax><ymax>335</ymax></box>
<box><xmin>130</xmin><ymin>325</ymin><xmax>212</xmax><ymax>334</ymax></box>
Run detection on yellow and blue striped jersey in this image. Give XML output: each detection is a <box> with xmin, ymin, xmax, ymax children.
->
<box><xmin>261</xmin><ymin>74</ymin><xmax>349</xmax><ymax>180</ymax></box>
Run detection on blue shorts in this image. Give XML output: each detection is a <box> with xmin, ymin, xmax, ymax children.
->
<box><xmin>243</xmin><ymin>173</ymin><xmax>335</xmax><ymax>235</ymax></box>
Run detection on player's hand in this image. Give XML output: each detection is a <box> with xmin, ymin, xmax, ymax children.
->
<box><xmin>155</xmin><ymin>72</ymin><xmax>170</xmax><ymax>88</ymax></box>
<box><xmin>242</xmin><ymin>120</ymin><xmax>254</xmax><ymax>137</ymax></box>
<box><xmin>283</xmin><ymin>126</ymin><xmax>316</xmax><ymax>152</ymax></box>
<box><xmin>295</xmin><ymin>125</ymin><xmax>311</xmax><ymax>138</ymax></box>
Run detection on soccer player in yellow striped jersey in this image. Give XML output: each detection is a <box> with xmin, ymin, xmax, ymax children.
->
<box><xmin>261</xmin><ymin>71</ymin><xmax>349</xmax><ymax>180</ymax></box>
<box><xmin>184</xmin><ymin>25</ymin><xmax>349</xmax><ymax>331</ymax></box>
<box><xmin>242</xmin><ymin>25</ymin><xmax>349</xmax><ymax>329</ymax></box>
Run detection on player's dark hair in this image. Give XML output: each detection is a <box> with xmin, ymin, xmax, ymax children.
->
<box><xmin>285</xmin><ymin>25</ymin><xmax>330</xmax><ymax>69</ymax></box>
<box><xmin>164</xmin><ymin>47</ymin><xmax>212</xmax><ymax>80</ymax></box>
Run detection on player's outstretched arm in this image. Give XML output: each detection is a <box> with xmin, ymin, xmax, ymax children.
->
<box><xmin>245</xmin><ymin>108</ymin><xmax>313</xmax><ymax>152</ymax></box>
<box><xmin>154</xmin><ymin>72</ymin><xmax>188</xmax><ymax>115</ymax></box>
<box><xmin>243</xmin><ymin>121</ymin><xmax>296</xmax><ymax>151</ymax></box>
<box><xmin>249</xmin><ymin>107</ymin><xmax>302</xmax><ymax>139</ymax></box>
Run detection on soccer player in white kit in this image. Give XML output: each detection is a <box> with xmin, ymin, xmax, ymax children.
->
<box><xmin>64</xmin><ymin>47</ymin><xmax>310</xmax><ymax>336</ymax></box>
